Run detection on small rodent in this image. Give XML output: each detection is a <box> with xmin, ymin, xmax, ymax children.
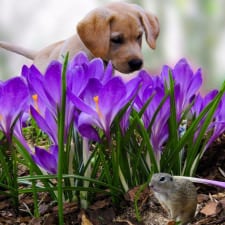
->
<box><xmin>149</xmin><ymin>173</ymin><xmax>197</xmax><ymax>225</ymax></box>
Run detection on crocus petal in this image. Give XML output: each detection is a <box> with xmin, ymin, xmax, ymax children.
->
<box><xmin>69</xmin><ymin>51</ymin><xmax>89</xmax><ymax>67</ymax></box>
<box><xmin>13</xmin><ymin>119</ymin><xmax>33</xmax><ymax>154</ymax></box>
<box><xmin>67</xmin><ymin>52</ymin><xmax>90</xmax><ymax>96</ymax></box>
<box><xmin>30</xmin><ymin>106</ymin><xmax>58</xmax><ymax>144</ymax></box>
<box><xmin>99</xmin><ymin>77</ymin><xmax>126</xmax><ymax>126</ymax></box>
<box><xmin>0</xmin><ymin>77</ymin><xmax>29</xmax><ymax>138</ymax></box>
<box><xmin>101</xmin><ymin>62</ymin><xmax>113</xmax><ymax>84</ymax></box>
<box><xmin>26</xmin><ymin>65</ymin><xmax>46</xmax><ymax>99</ymax></box>
<box><xmin>125</xmin><ymin>76</ymin><xmax>142</xmax><ymax>100</ymax></box>
<box><xmin>81</xmin><ymin>78</ymin><xmax>102</xmax><ymax>104</ymax></box>
<box><xmin>0</xmin><ymin>77</ymin><xmax>28</xmax><ymax>114</ymax></box>
<box><xmin>32</xmin><ymin>145</ymin><xmax>58</xmax><ymax>174</ymax></box>
<box><xmin>88</xmin><ymin>58</ymin><xmax>105</xmax><ymax>80</ymax></box>
<box><xmin>68</xmin><ymin>90</ymin><xmax>98</xmax><ymax>116</ymax></box>
<box><xmin>44</xmin><ymin>61</ymin><xmax>62</xmax><ymax>107</ymax></box>
<box><xmin>187</xmin><ymin>69</ymin><xmax>202</xmax><ymax>99</ymax></box>
<box><xmin>173</xmin><ymin>58</ymin><xmax>193</xmax><ymax>86</ymax></box>
<box><xmin>205</xmin><ymin>121</ymin><xmax>225</xmax><ymax>150</ymax></box>
<box><xmin>77</xmin><ymin>112</ymin><xmax>101</xmax><ymax>141</ymax></box>
<box><xmin>174</xmin><ymin>176</ymin><xmax>225</xmax><ymax>189</ymax></box>
<box><xmin>78</xmin><ymin>123</ymin><xmax>100</xmax><ymax>142</ymax></box>
<box><xmin>67</xmin><ymin>65</ymin><xmax>88</xmax><ymax>97</ymax></box>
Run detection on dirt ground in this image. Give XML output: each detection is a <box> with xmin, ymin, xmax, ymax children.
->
<box><xmin>0</xmin><ymin>136</ymin><xmax>225</xmax><ymax>225</ymax></box>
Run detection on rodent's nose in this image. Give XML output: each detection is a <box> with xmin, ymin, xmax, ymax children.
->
<box><xmin>128</xmin><ymin>59</ymin><xmax>143</xmax><ymax>71</ymax></box>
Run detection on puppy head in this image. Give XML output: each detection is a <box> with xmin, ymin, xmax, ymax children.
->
<box><xmin>77</xmin><ymin>2</ymin><xmax>159</xmax><ymax>73</ymax></box>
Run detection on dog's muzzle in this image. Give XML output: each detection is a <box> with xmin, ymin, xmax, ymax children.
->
<box><xmin>128</xmin><ymin>58</ymin><xmax>143</xmax><ymax>71</ymax></box>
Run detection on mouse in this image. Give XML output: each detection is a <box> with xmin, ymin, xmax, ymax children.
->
<box><xmin>149</xmin><ymin>173</ymin><xmax>197</xmax><ymax>225</ymax></box>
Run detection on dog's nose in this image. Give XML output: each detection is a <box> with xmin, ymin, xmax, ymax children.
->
<box><xmin>128</xmin><ymin>59</ymin><xmax>143</xmax><ymax>71</ymax></box>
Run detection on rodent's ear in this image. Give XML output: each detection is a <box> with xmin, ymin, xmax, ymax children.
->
<box><xmin>77</xmin><ymin>7</ymin><xmax>114</xmax><ymax>58</ymax></box>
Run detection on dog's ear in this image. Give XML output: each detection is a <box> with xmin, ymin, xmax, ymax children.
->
<box><xmin>134</xmin><ymin>6</ymin><xmax>160</xmax><ymax>49</ymax></box>
<box><xmin>77</xmin><ymin>8</ymin><xmax>113</xmax><ymax>58</ymax></box>
<box><xmin>141</xmin><ymin>12</ymin><xmax>160</xmax><ymax>49</ymax></box>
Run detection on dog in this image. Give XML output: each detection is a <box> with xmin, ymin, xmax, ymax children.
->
<box><xmin>0</xmin><ymin>2</ymin><xmax>159</xmax><ymax>74</ymax></box>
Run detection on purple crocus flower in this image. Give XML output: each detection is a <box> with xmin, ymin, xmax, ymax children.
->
<box><xmin>23</xmin><ymin>61</ymin><xmax>62</xmax><ymax>118</ymax></box>
<box><xmin>134</xmin><ymin>59</ymin><xmax>202</xmax><ymax>162</ymax></box>
<box><xmin>191</xmin><ymin>90</ymin><xmax>218</xmax><ymax>117</ymax></box>
<box><xmin>68</xmin><ymin>76</ymin><xmax>141</xmax><ymax>141</ymax></box>
<box><xmin>149</xmin><ymin>91</ymin><xmax>170</xmax><ymax>161</ymax></box>
<box><xmin>161</xmin><ymin>58</ymin><xmax>202</xmax><ymax>121</ymax></box>
<box><xmin>204</xmin><ymin>94</ymin><xmax>225</xmax><ymax>150</ymax></box>
<box><xmin>67</xmin><ymin>52</ymin><xmax>113</xmax><ymax>97</ymax></box>
<box><xmin>32</xmin><ymin>145</ymin><xmax>58</xmax><ymax>174</ymax></box>
<box><xmin>23</xmin><ymin>52</ymin><xmax>113</xmax><ymax>141</ymax></box>
<box><xmin>190</xmin><ymin>90</ymin><xmax>225</xmax><ymax>151</ymax></box>
<box><xmin>0</xmin><ymin>77</ymin><xmax>29</xmax><ymax>140</ymax></box>
<box><xmin>23</xmin><ymin>60</ymin><xmax>75</xmax><ymax>143</ymax></box>
<box><xmin>134</xmin><ymin>74</ymin><xmax>170</xmax><ymax>162</ymax></box>
<box><xmin>13</xmin><ymin>112</ymin><xmax>58</xmax><ymax>173</ymax></box>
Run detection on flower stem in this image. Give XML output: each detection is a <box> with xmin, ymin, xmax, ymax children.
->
<box><xmin>57</xmin><ymin>53</ymin><xmax>69</xmax><ymax>225</ymax></box>
<box><xmin>11</xmin><ymin>141</ymin><xmax>19</xmax><ymax>211</ymax></box>
<box><xmin>80</xmin><ymin>138</ymin><xmax>91</xmax><ymax>209</ymax></box>
<box><xmin>30</xmin><ymin>165</ymin><xmax>39</xmax><ymax>217</ymax></box>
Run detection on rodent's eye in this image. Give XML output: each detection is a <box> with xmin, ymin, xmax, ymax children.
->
<box><xmin>159</xmin><ymin>176</ymin><xmax>166</xmax><ymax>182</ymax></box>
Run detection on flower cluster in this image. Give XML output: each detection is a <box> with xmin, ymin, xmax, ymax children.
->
<box><xmin>0</xmin><ymin>52</ymin><xmax>225</xmax><ymax>177</ymax></box>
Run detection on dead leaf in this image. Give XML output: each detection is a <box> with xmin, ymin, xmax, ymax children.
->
<box><xmin>215</xmin><ymin>198</ymin><xmax>225</xmax><ymax>216</ymax></box>
<box><xmin>125</xmin><ymin>186</ymin><xmax>149</xmax><ymax>202</ymax></box>
<box><xmin>114</xmin><ymin>218</ymin><xmax>135</xmax><ymax>224</ymax></box>
<box><xmin>89</xmin><ymin>199</ymin><xmax>110</xmax><ymax>210</ymax></box>
<box><xmin>219</xmin><ymin>198</ymin><xmax>225</xmax><ymax>208</ymax></box>
<box><xmin>87</xmin><ymin>207</ymin><xmax>116</xmax><ymax>224</ymax></box>
<box><xmin>52</xmin><ymin>202</ymin><xmax>78</xmax><ymax>215</ymax></box>
<box><xmin>81</xmin><ymin>212</ymin><xmax>93</xmax><ymax>225</ymax></box>
<box><xmin>212</xmin><ymin>192</ymin><xmax>225</xmax><ymax>199</ymax></box>
<box><xmin>167</xmin><ymin>221</ymin><xmax>176</xmax><ymax>225</ymax></box>
<box><xmin>200</xmin><ymin>201</ymin><xmax>219</xmax><ymax>216</ymax></box>
<box><xmin>197</xmin><ymin>194</ymin><xmax>209</xmax><ymax>203</ymax></box>
<box><xmin>28</xmin><ymin>217</ymin><xmax>42</xmax><ymax>225</ymax></box>
<box><xmin>0</xmin><ymin>201</ymin><xmax>11</xmax><ymax>210</ymax></box>
<box><xmin>39</xmin><ymin>202</ymin><xmax>49</xmax><ymax>215</ymax></box>
<box><xmin>43</xmin><ymin>213</ymin><xmax>58</xmax><ymax>225</ymax></box>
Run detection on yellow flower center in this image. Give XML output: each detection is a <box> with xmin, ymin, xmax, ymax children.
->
<box><xmin>93</xmin><ymin>96</ymin><xmax>103</xmax><ymax>119</ymax></box>
<box><xmin>0</xmin><ymin>114</ymin><xmax>2</xmax><ymax>121</ymax></box>
<box><xmin>32</xmin><ymin>94</ymin><xmax>40</xmax><ymax>113</ymax></box>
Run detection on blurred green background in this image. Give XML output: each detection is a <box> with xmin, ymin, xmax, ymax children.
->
<box><xmin>0</xmin><ymin>0</ymin><xmax>224</xmax><ymax>92</ymax></box>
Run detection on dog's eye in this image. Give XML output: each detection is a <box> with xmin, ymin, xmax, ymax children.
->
<box><xmin>137</xmin><ymin>33</ymin><xmax>143</xmax><ymax>40</ymax></box>
<box><xmin>110</xmin><ymin>36</ymin><xmax>124</xmax><ymax>44</ymax></box>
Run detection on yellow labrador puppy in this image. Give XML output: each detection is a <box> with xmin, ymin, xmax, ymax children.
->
<box><xmin>0</xmin><ymin>2</ymin><xmax>159</xmax><ymax>73</ymax></box>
